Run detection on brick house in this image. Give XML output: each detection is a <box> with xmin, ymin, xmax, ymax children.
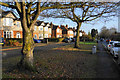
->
<box><xmin>33</xmin><ymin>21</ymin><xmax>52</xmax><ymax>39</ymax></box>
<box><xmin>60</xmin><ymin>25</ymin><xmax>68</xmax><ymax>38</ymax></box>
<box><xmin>51</xmin><ymin>23</ymin><xmax>62</xmax><ymax>38</ymax></box>
<box><xmin>68</xmin><ymin>28</ymin><xmax>74</xmax><ymax>38</ymax></box>
<box><xmin>0</xmin><ymin>10</ymin><xmax>22</xmax><ymax>38</ymax></box>
<box><xmin>33</xmin><ymin>21</ymin><xmax>44</xmax><ymax>39</ymax></box>
<box><xmin>60</xmin><ymin>25</ymin><xmax>74</xmax><ymax>38</ymax></box>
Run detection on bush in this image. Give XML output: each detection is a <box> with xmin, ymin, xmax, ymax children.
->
<box><xmin>13</xmin><ymin>41</ymin><xmax>19</xmax><ymax>46</ymax></box>
<box><xmin>48</xmin><ymin>38</ymin><xmax>58</xmax><ymax>42</ymax></box>
<box><xmin>58</xmin><ymin>38</ymin><xmax>64</xmax><ymax>42</ymax></box>
<box><xmin>4</xmin><ymin>38</ymin><xmax>22</xmax><ymax>46</ymax></box>
<box><xmin>48</xmin><ymin>38</ymin><xmax>64</xmax><ymax>42</ymax></box>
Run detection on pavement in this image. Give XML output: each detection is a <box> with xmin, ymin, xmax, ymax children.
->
<box><xmin>96</xmin><ymin>41</ymin><xmax>120</xmax><ymax>78</ymax></box>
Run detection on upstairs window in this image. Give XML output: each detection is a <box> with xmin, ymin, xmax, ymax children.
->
<box><xmin>44</xmin><ymin>27</ymin><xmax>48</xmax><ymax>31</ymax></box>
<box><xmin>39</xmin><ymin>26</ymin><xmax>43</xmax><ymax>31</ymax></box>
<box><xmin>17</xmin><ymin>22</ymin><xmax>20</xmax><ymax>27</ymax></box>
<box><xmin>34</xmin><ymin>26</ymin><xmax>37</xmax><ymax>31</ymax></box>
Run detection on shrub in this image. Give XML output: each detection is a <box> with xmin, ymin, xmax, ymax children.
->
<box><xmin>48</xmin><ymin>38</ymin><xmax>59</xmax><ymax>42</ymax></box>
<box><xmin>4</xmin><ymin>39</ymin><xmax>22</xmax><ymax>46</ymax></box>
<box><xmin>13</xmin><ymin>41</ymin><xmax>19</xmax><ymax>46</ymax></box>
<box><xmin>58</xmin><ymin>38</ymin><xmax>64</xmax><ymax>42</ymax></box>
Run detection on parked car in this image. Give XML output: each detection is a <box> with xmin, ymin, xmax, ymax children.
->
<box><xmin>0</xmin><ymin>37</ymin><xmax>5</xmax><ymax>46</ymax></box>
<box><xmin>71</xmin><ymin>38</ymin><xmax>76</xmax><ymax>42</ymax></box>
<box><xmin>107</xmin><ymin>41</ymin><xmax>114</xmax><ymax>51</ymax></box>
<box><xmin>63</xmin><ymin>38</ymin><xmax>72</xmax><ymax>43</ymax></box>
<box><xmin>33</xmin><ymin>38</ymin><xmax>41</xmax><ymax>43</ymax></box>
<box><xmin>110</xmin><ymin>41</ymin><xmax>120</xmax><ymax>59</ymax></box>
<box><xmin>106</xmin><ymin>39</ymin><xmax>111</xmax><ymax>44</ymax></box>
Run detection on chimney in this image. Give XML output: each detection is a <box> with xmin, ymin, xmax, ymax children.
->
<box><xmin>73</xmin><ymin>27</ymin><xmax>75</xmax><ymax>29</ymax></box>
<box><xmin>66</xmin><ymin>24</ymin><xmax>68</xmax><ymax>28</ymax></box>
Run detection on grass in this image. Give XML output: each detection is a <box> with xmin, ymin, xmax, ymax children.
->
<box><xmin>2</xmin><ymin>42</ymin><xmax>98</xmax><ymax>78</ymax></box>
<box><xmin>79</xmin><ymin>41</ymin><xmax>97</xmax><ymax>45</ymax></box>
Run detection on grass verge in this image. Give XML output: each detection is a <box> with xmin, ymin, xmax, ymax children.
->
<box><xmin>2</xmin><ymin>42</ymin><xmax>98</xmax><ymax>78</ymax></box>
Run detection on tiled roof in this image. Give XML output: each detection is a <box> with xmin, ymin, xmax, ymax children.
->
<box><xmin>35</xmin><ymin>21</ymin><xmax>44</xmax><ymax>26</ymax></box>
<box><xmin>60</xmin><ymin>25</ymin><xmax>68</xmax><ymax>30</ymax></box>
<box><xmin>52</xmin><ymin>25</ymin><xmax>59</xmax><ymax>30</ymax></box>
<box><xmin>2</xmin><ymin>11</ymin><xmax>17</xmax><ymax>19</ymax></box>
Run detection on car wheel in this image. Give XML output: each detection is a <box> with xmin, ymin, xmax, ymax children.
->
<box><xmin>113</xmin><ymin>52</ymin><xmax>118</xmax><ymax>59</ymax></box>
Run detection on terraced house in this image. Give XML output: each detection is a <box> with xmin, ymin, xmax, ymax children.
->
<box><xmin>0</xmin><ymin>10</ymin><xmax>86</xmax><ymax>39</ymax></box>
<box><xmin>0</xmin><ymin>10</ymin><xmax>22</xmax><ymax>38</ymax></box>
<box><xmin>51</xmin><ymin>23</ymin><xmax>62</xmax><ymax>38</ymax></box>
<box><xmin>0</xmin><ymin>10</ymin><xmax>52</xmax><ymax>40</ymax></box>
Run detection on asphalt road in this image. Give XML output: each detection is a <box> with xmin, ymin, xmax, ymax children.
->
<box><xmin>2</xmin><ymin>41</ymin><xmax>120</xmax><ymax>78</ymax></box>
<box><xmin>2</xmin><ymin>42</ymin><xmax>73</xmax><ymax>59</ymax></box>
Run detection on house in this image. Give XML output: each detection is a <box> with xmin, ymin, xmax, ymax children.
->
<box><xmin>33</xmin><ymin>21</ymin><xmax>52</xmax><ymax>39</ymax></box>
<box><xmin>34</xmin><ymin>21</ymin><xmax>44</xmax><ymax>39</ymax></box>
<box><xmin>67</xmin><ymin>28</ymin><xmax>74</xmax><ymax>38</ymax></box>
<box><xmin>0</xmin><ymin>10</ymin><xmax>23</xmax><ymax>38</ymax></box>
<box><xmin>60</xmin><ymin>25</ymin><xmax>74</xmax><ymax>38</ymax></box>
<box><xmin>51</xmin><ymin>23</ymin><xmax>62</xmax><ymax>38</ymax></box>
<box><xmin>60</xmin><ymin>25</ymin><xmax>68</xmax><ymax>38</ymax></box>
<box><xmin>43</xmin><ymin>22</ymin><xmax>50</xmax><ymax>38</ymax></box>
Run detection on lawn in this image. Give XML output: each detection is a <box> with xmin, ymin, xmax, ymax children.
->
<box><xmin>79</xmin><ymin>41</ymin><xmax>97</xmax><ymax>45</ymax></box>
<box><xmin>2</xmin><ymin>42</ymin><xmax>98</xmax><ymax>78</ymax></box>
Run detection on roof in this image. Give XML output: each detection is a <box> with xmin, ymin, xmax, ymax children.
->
<box><xmin>2</xmin><ymin>10</ymin><xmax>17</xmax><ymax>19</ymax></box>
<box><xmin>35</xmin><ymin>21</ymin><xmax>44</xmax><ymax>26</ymax></box>
<box><xmin>52</xmin><ymin>25</ymin><xmax>60</xmax><ymax>30</ymax></box>
<box><xmin>43</xmin><ymin>22</ymin><xmax>49</xmax><ymax>27</ymax></box>
<box><xmin>60</xmin><ymin>25</ymin><xmax>68</xmax><ymax>30</ymax></box>
<box><xmin>68</xmin><ymin>28</ymin><xmax>73</xmax><ymax>31</ymax></box>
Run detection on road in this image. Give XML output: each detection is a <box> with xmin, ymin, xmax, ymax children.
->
<box><xmin>1</xmin><ymin>41</ymin><xmax>120</xmax><ymax>78</ymax></box>
<box><xmin>2</xmin><ymin>42</ymin><xmax>73</xmax><ymax>59</ymax></box>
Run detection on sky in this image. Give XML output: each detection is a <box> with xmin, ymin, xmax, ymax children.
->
<box><xmin>1</xmin><ymin>2</ymin><xmax>119</xmax><ymax>34</ymax></box>
<box><xmin>39</xmin><ymin>16</ymin><xmax>118</xmax><ymax>34</ymax></box>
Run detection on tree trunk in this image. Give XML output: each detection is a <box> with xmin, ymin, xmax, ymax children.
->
<box><xmin>74</xmin><ymin>22</ymin><xmax>82</xmax><ymax>48</ymax></box>
<box><xmin>18</xmin><ymin>29</ymin><xmax>35</xmax><ymax>71</ymax></box>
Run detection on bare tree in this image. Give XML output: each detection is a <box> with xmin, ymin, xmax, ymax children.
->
<box><xmin>0</xmin><ymin>1</ymin><xmax>71</xmax><ymax>70</ymax></box>
<box><xmin>41</xmin><ymin>2</ymin><xmax>118</xmax><ymax>48</ymax></box>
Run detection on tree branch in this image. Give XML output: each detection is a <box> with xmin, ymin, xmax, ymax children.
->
<box><xmin>30</xmin><ymin>2</ymin><xmax>41</xmax><ymax>30</ymax></box>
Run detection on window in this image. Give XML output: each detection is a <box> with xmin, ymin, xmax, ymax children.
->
<box><xmin>49</xmin><ymin>29</ymin><xmax>51</xmax><ymax>33</ymax></box>
<box><xmin>3</xmin><ymin>18</ymin><xmax>6</xmax><ymax>26</ymax></box>
<box><xmin>44</xmin><ymin>27</ymin><xmax>48</xmax><ymax>31</ymax></box>
<box><xmin>17</xmin><ymin>22</ymin><xmax>20</xmax><ymax>27</ymax></box>
<box><xmin>39</xmin><ymin>26</ymin><xmax>43</xmax><ymax>31</ymax></box>
<box><xmin>39</xmin><ymin>34</ymin><xmax>43</xmax><ymax>39</ymax></box>
<box><xmin>34</xmin><ymin>34</ymin><xmax>37</xmax><ymax>39</ymax></box>
<box><xmin>4</xmin><ymin>31</ymin><xmax>6</xmax><ymax>38</ymax></box>
<box><xmin>3</xmin><ymin>18</ymin><xmax>13</xmax><ymax>26</ymax></box>
<box><xmin>16</xmin><ymin>32</ymin><xmax>21</xmax><ymax>38</ymax></box>
<box><xmin>44</xmin><ymin>34</ymin><xmax>48</xmax><ymax>38</ymax></box>
<box><xmin>3</xmin><ymin>31</ymin><xmax>13</xmax><ymax>38</ymax></box>
<box><xmin>57</xmin><ymin>29</ymin><xmax>59</xmax><ymax>33</ymax></box>
<box><xmin>114</xmin><ymin>43</ymin><xmax>120</xmax><ymax>47</ymax></box>
<box><xmin>57</xmin><ymin>35</ymin><xmax>60</xmax><ymax>38</ymax></box>
<box><xmin>34</xmin><ymin>26</ymin><xmax>37</xmax><ymax>31</ymax></box>
<box><xmin>49</xmin><ymin>35</ymin><xmax>51</xmax><ymax>38</ymax></box>
<box><xmin>79</xmin><ymin>33</ymin><xmax>82</xmax><ymax>36</ymax></box>
<box><xmin>68</xmin><ymin>31</ymin><xmax>73</xmax><ymax>34</ymax></box>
